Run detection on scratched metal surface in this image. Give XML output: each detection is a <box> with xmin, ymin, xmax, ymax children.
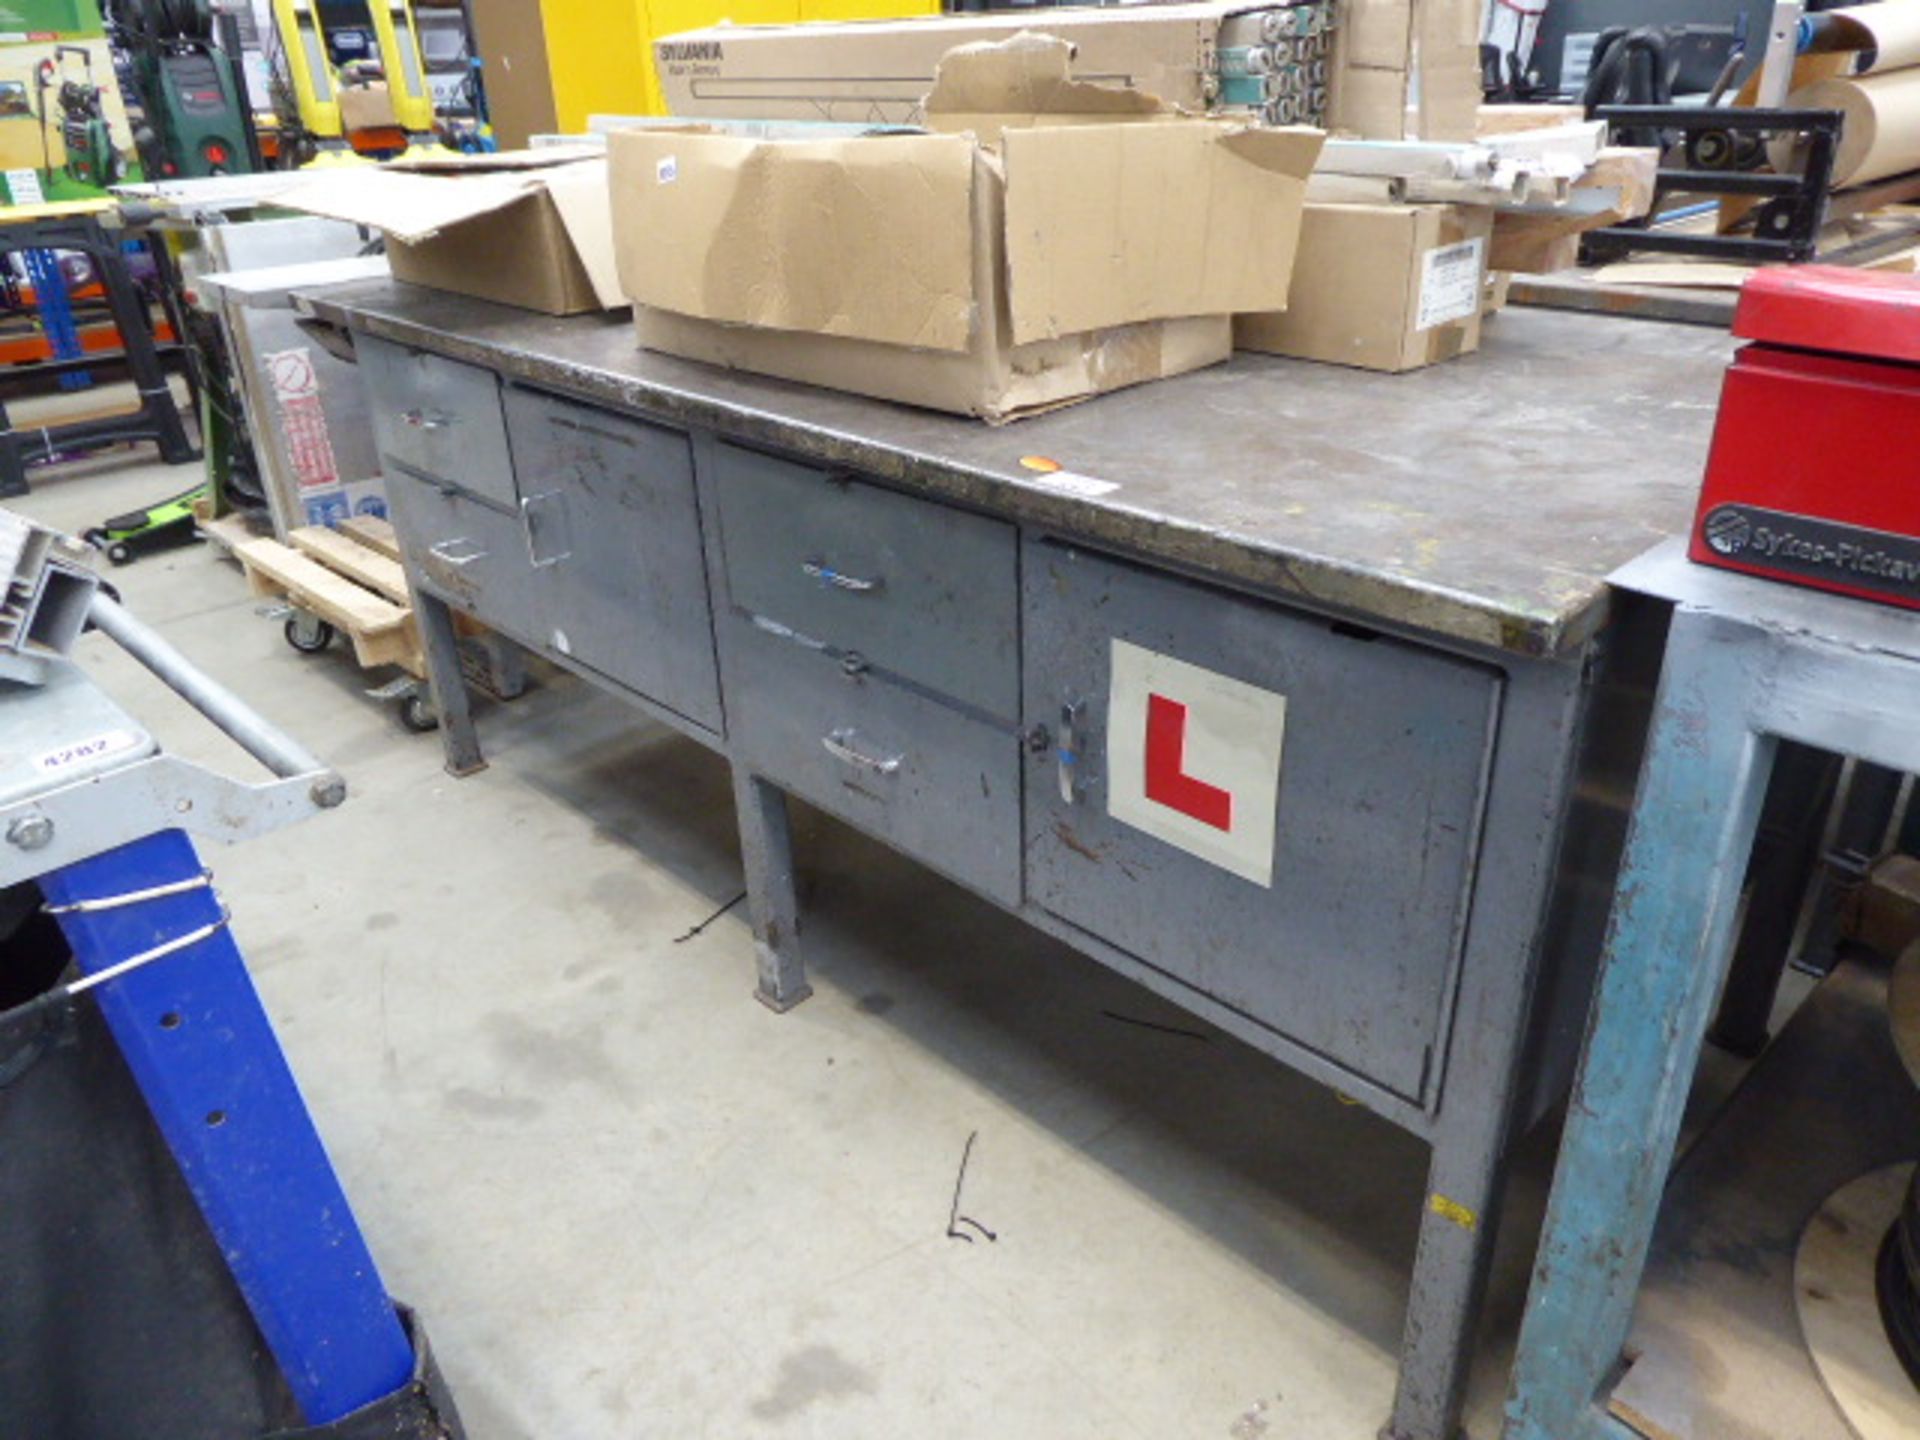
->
<box><xmin>303</xmin><ymin>279</ymin><xmax>1735</xmax><ymax>658</ymax></box>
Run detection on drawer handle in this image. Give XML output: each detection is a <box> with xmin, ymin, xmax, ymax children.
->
<box><xmin>520</xmin><ymin>492</ymin><xmax>572</xmax><ymax>569</ymax></box>
<box><xmin>427</xmin><ymin>537</ymin><xmax>486</xmax><ymax>568</ymax></box>
<box><xmin>400</xmin><ymin>408</ymin><xmax>454</xmax><ymax>431</ymax></box>
<box><xmin>801</xmin><ymin>560</ymin><xmax>883</xmax><ymax>594</ymax></box>
<box><xmin>1058</xmin><ymin>700</ymin><xmax>1086</xmax><ymax>805</ymax></box>
<box><xmin>822</xmin><ymin>728</ymin><xmax>902</xmax><ymax>777</ymax></box>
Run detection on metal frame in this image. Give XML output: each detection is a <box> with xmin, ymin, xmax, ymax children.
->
<box><xmin>1582</xmin><ymin>105</ymin><xmax>1842</xmax><ymax>264</ymax></box>
<box><xmin>37</xmin><ymin>830</ymin><xmax>416</xmax><ymax>1423</ymax></box>
<box><xmin>3</xmin><ymin>588</ymin><xmax>425</xmax><ymax>1426</ymax></box>
<box><xmin>0</xmin><ymin>212</ymin><xmax>198</xmax><ymax>497</ymax></box>
<box><xmin>1505</xmin><ymin>539</ymin><xmax>1920</xmax><ymax>1440</ymax></box>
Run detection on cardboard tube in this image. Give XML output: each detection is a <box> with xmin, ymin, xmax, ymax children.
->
<box><xmin>1772</xmin><ymin>68</ymin><xmax>1920</xmax><ymax>185</ymax></box>
<box><xmin>1826</xmin><ymin>3</ymin><xmax>1920</xmax><ymax>75</ymax></box>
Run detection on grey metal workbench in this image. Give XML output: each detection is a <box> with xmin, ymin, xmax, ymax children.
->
<box><xmin>301</xmin><ymin>277</ymin><xmax>1732</xmax><ymax>1440</ymax></box>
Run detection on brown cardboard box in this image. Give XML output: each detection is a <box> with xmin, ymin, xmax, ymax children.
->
<box><xmin>275</xmin><ymin>148</ymin><xmax>623</xmax><ymax>316</ymax></box>
<box><xmin>613</xmin><ymin>36</ymin><xmax>1323</xmax><ymax>421</ymax></box>
<box><xmin>1234</xmin><ymin>202</ymin><xmax>1492</xmax><ymax>372</ymax></box>
<box><xmin>1332</xmin><ymin>0</ymin><xmax>1481</xmax><ymax>139</ymax></box>
<box><xmin>468</xmin><ymin>0</ymin><xmax>559</xmax><ymax>149</ymax></box>
<box><xmin>337</xmin><ymin>82</ymin><xmax>399</xmax><ymax>132</ymax></box>
<box><xmin>658</xmin><ymin>0</ymin><xmax>1479</xmax><ymax>140</ymax></box>
<box><xmin>657</xmin><ymin>1</ymin><xmax>1262</xmax><ymax>125</ymax></box>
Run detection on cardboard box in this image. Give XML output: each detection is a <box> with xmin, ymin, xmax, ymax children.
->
<box><xmin>656</xmin><ymin>1</ymin><xmax>1263</xmax><ymax>125</ymax></box>
<box><xmin>613</xmin><ymin>35</ymin><xmax>1323</xmax><ymax>421</ymax></box>
<box><xmin>274</xmin><ymin>148</ymin><xmax>623</xmax><ymax>316</ymax></box>
<box><xmin>1234</xmin><ymin>202</ymin><xmax>1492</xmax><ymax>372</ymax></box>
<box><xmin>655</xmin><ymin>0</ymin><xmax>1477</xmax><ymax>139</ymax></box>
<box><xmin>337</xmin><ymin>82</ymin><xmax>399</xmax><ymax>132</ymax></box>
<box><xmin>1333</xmin><ymin>0</ymin><xmax>1481</xmax><ymax>140</ymax></box>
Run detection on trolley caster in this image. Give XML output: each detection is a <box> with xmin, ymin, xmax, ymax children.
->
<box><xmin>284</xmin><ymin>613</ymin><xmax>335</xmax><ymax>654</ymax></box>
<box><xmin>106</xmin><ymin>541</ymin><xmax>133</xmax><ymax>566</ymax></box>
<box><xmin>399</xmin><ymin>691</ymin><xmax>440</xmax><ymax>733</ymax></box>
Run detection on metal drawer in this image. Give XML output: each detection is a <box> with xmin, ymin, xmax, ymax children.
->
<box><xmin>504</xmin><ymin>388</ymin><xmax>722</xmax><ymax>732</ymax></box>
<box><xmin>712</xmin><ymin>443</ymin><xmax>1020</xmax><ymax>721</ymax></box>
<box><xmin>722</xmin><ymin>613</ymin><xmax>1022</xmax><ymax>908</ymax></box>
<box><xmin>358</xmin><ymin>335</ymin><xmax>517</xmax><ymax>513</ymax></box>
<box><xmin>385</xmin><ymin>469</ymin><xmax>544</xmax><ymax>639</ymax></box>
<box><xmin>1022</xmin><ymin>541</ymin><xmax>1500</xmax><ymax>1104</ymax></box>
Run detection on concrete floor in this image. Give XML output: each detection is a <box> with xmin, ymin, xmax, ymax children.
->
<box><xmin>13</xmin><ymin>450</ymin><xmax>1572</xmax><ymax>1440</ymax></box>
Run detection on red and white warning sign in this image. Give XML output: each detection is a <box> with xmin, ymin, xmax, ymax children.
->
<box><xmin>1106</xmin><ymin>639</ymin><xmax>1288</xmax><ymax>887</ymax></box>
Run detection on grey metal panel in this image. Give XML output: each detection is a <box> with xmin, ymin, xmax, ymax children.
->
<box><xmin>384</xmin><ymin>470</ymin><xmax>544</xmax><ymax>638</ymax></box>
<box><xmin>358</xmin><ymin>335</ymin><xmax>517</xmax><ymax>512</ymax></box>
<box><xmin>503</xmin><ymin>387</ymin><xmax>722</xmax><ymax>733</ymax></box>
<box><xmin>1021</xmin><ymin>540</ymin><xmax>1500</xmax><ymax>1103</ymax></box>
<box><xmin>711</xmin><ymin>443</ymin><xmax>1020</xmax><ymax>721</ymax></box>
<box><xmin>720</xmin><ymin>614</ymin><xmax>1022</xmax><ymax>909</ymax></box>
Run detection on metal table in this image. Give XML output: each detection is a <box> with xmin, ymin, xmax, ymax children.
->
<box><xmin>1506</xmin><ymin>541</ymin><xmax>1920</xmax><ymax>1440</ymax></box>
<box><xmin>304</xmin><ymin>278</ymin><xmax>1731</xmax><ymax>1440</ymax></box>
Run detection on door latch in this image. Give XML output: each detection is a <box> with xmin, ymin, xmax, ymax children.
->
<box><xmin>1057</xmin><ymin>700</ymin><xmax>1086</xmax><ymax>805</ymax></box>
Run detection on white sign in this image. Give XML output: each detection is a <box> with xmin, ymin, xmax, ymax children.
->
<box><xmin>1417</xmin><ymin>238</ymin><xmax>1486</xmax><ymax>332</ymax></box>
<box><xmin>1105</xmin><ymin>640</ymin><xmax>1287</xmax><ymax>887</ymax></box>
<box><xmin>5</xmin><ymin>168</ymin><xmax>44</xmax><ymax>206</ymax></box>
<box><xmin>1028</xmin><ymin>469</ymin><xmax>1119</xmax><ymax>499</ymax></box>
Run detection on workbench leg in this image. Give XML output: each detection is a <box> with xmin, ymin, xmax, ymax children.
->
<box><xmin>732</xmin><ymin>767</ymin><xmax>810</xmax><ymax>1012</ymax></box>
<box><xmin>38</xmin><ymin>829</ymin><xmax>416</xmax><ymax>1424</ymax></box>
<box><xmin>1505</xmin><ymin>611</ymin><xmax>1779</xmax><ymax>1440</ymax></box>
<box><xmin>414</xmin><ymin>588</ymin><xmax>485</xmax><ymax>777</ymax></box>
<box><xmin>1389</xmin><ymin>660</ymin><xmax>1589</xmax><ymax>1440</ymax></box>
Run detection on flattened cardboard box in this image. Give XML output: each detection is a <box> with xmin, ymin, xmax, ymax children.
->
<box><xmin>615</xmin><ymin>36</ymin><xmax>1323</xmax><ymax>421</ymax></box>
<box><xmin>657</xmin><ymin>1</ymin><xmax>1265</xmax><ymax>124</ymax></box>
<box><xmin>273</xmin><ymin>147</ymin><xmax>623</xmax><ymax>316</ymax></box>
<box><xmin>1235</xmin><ymin>203</ymin><xmax>1491</xmax><ymax>372</ymax></box>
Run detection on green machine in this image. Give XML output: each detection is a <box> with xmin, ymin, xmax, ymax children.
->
<box><xmin>107</xmin><ymin>0</ymin><xmax>257</xmax><ymax>178</ymax></box>
<box><xmin>37</xmin><ymin>45</ymin><xmax>122</xmax><ymax>187</ymax></box>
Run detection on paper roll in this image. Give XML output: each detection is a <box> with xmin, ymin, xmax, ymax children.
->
<box><xmin>1771</xmin><ymin>67</ymin><xmax>1920</xmax><ymax>186</ymax></box>
<box><xmin>1827</xmin><ymin>1</ymin><xmax>1920</xmax><ymax>75</ymax></box>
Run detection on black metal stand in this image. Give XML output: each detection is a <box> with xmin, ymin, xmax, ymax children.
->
<box><xmin>1582</xmin><ymin>105</ymin><xmax>1843</xmax><ymax>265</ymax></box>
<box><xmin>0</xmin><ymin>212</ymin><xmax>199</xmax><ymax>498</ymax></box>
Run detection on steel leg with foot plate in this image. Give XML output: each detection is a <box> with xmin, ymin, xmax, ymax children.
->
<box><xmin>731</xmin><ymin>767</ymin><xmax>810</xmax><ymax>1012</ymax></box>
<box><xmin>411</xmin><ymin>586</ymin><xmax>484</xmax><ymax>777</ymax></box>
<box><xmin>1505</xmin><ymin>541</ymin><xmax>1920</xmax><ymax>1440</ymax></box>
<box><xmin>1391</xmin><ymin>658</ymin><xmax>1590</xmax><ymax>1440</ymax></box>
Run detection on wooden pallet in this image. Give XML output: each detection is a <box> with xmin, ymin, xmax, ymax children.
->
<box><xmin>233</xmin><ymin>525</ymin><xmax>423</xmax><ymax>677</ymax></box>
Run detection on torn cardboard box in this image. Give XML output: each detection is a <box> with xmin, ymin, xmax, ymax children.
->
<box><xmin>656</xmin><ymin>2</ymin><xmax>1263</xmax><ymax>125</ymax></box>
<box><xmin>273</xmin><ymin>147</ymin><xmax>622</xmax><ymax>316</ymax></box>
<box><xmin>1236</xmin><ymin>202</ymin><xmax>1491</xmax><ymax>371</ymax></box>
<box><xmin>657</xmin><ymin>0</ymin><xmax>1474</xmax><ymax>140</ymax></box>
<box><xmin>613</xmin><ymin>35</ymin><xmax>1323</xmax><ymax>422</ymax></box>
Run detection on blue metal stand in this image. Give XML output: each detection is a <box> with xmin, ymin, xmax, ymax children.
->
<box><xmin>1505</xmin><ymin>540</ymin><xmax>1920</xmax><ymax>1440</ymax></box>
<box><xmin>39</xmin><ymin>828</ymin><xmax>414</xmax><ymax>1425</ymax></box>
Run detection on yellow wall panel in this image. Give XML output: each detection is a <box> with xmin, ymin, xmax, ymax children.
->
<box><xmin>540</xmin><ymin>0</ymin><xmax>655</xmax><ymax>127</ymax></box>
<box><xmin>541</xmin><ymin>0</ymin><xmax>937</xmax><ymax>122</ymax></box>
